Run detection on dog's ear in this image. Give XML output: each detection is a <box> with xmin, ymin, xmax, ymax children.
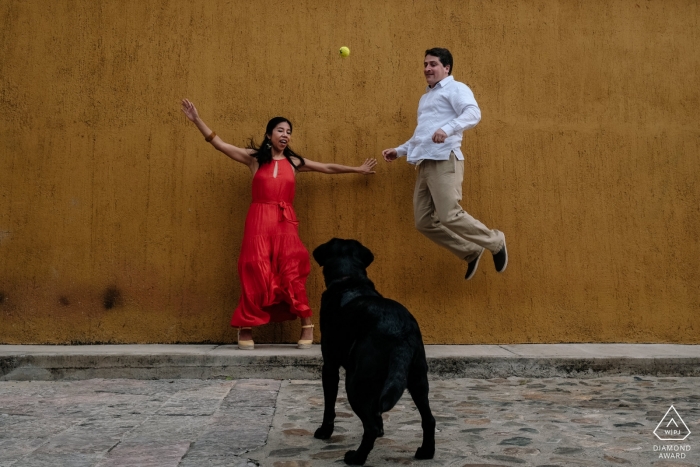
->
<box><xmin>312</xmin><ymin>242</ymin><xmax>330</xmax><ymax>266</ymax></box>
<box><xmin>351</xmin><ymin>240</ymin><xmax>374</xmax><ymax>268</ymax></box>
<box><xmin>313</xmin><ymin>238</ymin><xmax>340</xmax><ymax>266</ymax></box>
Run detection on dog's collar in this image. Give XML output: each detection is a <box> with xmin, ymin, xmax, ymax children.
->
<box><xmin>326</xmin><ymin>276</ymin><xmax>352</xmax><ymax>288</ymax></box>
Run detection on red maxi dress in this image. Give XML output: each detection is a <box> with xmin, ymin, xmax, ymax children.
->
<box><xmin>230</xmin><ymin>158</ymin><xmax>312</xmax><ymax>327</ymax></box>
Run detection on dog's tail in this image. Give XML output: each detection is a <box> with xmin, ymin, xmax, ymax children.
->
<box><xmin>379</xmin><ymin>350</ymin><xmax>411</xmax><ymax>413</ymax></box>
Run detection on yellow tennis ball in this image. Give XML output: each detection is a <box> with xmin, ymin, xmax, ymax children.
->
<box><xmin>339</xmin><ymin>46</ymin><xmax>350</xmax><ymax>58</ymax></box>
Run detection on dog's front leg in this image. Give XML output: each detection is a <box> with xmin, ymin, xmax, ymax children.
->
<box><xmin>314</xmin><ymin>362</ymin><xmax>339</xmax><ymax>439</ymax></box>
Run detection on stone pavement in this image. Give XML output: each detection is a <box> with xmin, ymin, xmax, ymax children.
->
<box><xmin>1</xmin><ymin>375</ymin><xmax>699</xmax><ymax>466</ymax></box>
<box><xmin>0</xmin><ymin>378</ymin><xmax>275</xmax><ymax>467</ymax></box>
<box><xmin>259</xmin><ymin>376</ymin><xmax>700</xmax><ymax>467</ymax></box>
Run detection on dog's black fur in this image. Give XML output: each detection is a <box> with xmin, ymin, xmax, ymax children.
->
<box><xmin>312</xmin><ymin>238</ymin><xmax>435</xmax><ymax>465</ymax></box>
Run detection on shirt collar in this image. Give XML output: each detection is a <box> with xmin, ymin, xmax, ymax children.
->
<box><xmin>427</xmin><ymin>75</ymin><xmax>454</xmax><ymax>91</ymax></box>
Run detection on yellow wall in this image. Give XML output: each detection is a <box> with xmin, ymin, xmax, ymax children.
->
<box><xmin>1</xmin><ymin>0</ymin><xmax>698</xmax><ymax>344</ymax></box>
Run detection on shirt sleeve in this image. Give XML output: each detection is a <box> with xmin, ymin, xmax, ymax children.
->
<box><xmin>395</xmin><ymin>141</ymin><xmax>409</xmax><ymax>157</ymax></box>
<box><xmin>440</xmin><ymin>84</ymin><xmax>481</xmax><ymax>137</ymax></box>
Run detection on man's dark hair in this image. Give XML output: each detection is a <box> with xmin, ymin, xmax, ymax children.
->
<box><xmin>425</xmin><ymin>48</ymin><xmax>453</xmax><ymax>75</ymax></box>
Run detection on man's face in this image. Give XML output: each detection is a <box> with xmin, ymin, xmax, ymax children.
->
<box><xmin>424</xmin><ymin>55</ymin><xmax>450</xmax><ymax>87</ymax></box>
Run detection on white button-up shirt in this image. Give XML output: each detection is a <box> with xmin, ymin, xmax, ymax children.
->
<box><xmin>396</xmin><ymin>75</ymin><xmax>481</xmax><ymax>164</ymax></box>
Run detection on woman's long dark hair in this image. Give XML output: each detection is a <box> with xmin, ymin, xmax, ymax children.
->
<box><xmin>247</xmin><ymin>117</ymin><xmax>305</xmax><ymax>169</ymax></box>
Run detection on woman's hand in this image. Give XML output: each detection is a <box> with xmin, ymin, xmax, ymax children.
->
<box><xmin>357</xmin><ymin>158</ymin><xmax>377</xmax><ymax>174</ymax></box>
<box><xmin>181</xmin><ymin>99</ymin><xmax>200</xmax><ymax>122</ymax></box>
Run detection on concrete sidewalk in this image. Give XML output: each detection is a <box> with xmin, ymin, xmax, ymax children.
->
<box><xmin>1</xmin><ymin>344</ymin><xmax>699</xmax><ymax>381</ymax></box>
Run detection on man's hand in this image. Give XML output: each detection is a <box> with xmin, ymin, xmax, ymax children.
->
<box><xmin>382</xmin><ymin>148</ymin><xmax>398</xmax><ymax>162</ymax></box>
<box><xmin>432</xmin><ymin>129</ymin><xmax>448</xmax><ymax>143</ymax></box>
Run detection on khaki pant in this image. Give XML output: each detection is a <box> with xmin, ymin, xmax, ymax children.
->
<box><xmin>413</xmin><ymin>153</ymin><xmax>504</xmax><ymax>262</ymax></box>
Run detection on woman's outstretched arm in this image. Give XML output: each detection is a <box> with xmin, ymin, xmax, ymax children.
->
<box><xmin>298</xmin><ymin>158</ymin><xmax>377</xmax><ymax>175</ymax></box>
<box><xmin>181</xmin><ymin>99</ymin><xmax>256</xmax><ymax>167</ymax></box>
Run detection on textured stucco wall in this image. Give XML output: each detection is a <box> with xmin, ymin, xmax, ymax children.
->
<box><xmin>1</xmin><ymin>0</ymin><xmax>698</xmax><ymax>344</ymax></box>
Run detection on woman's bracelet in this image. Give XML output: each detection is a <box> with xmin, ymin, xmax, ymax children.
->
<box><xmin>205</xmin><ymin>131</ymin><xmax>216</xmax><ymax>142</ymax></box>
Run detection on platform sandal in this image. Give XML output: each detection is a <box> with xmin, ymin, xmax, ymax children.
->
<box><xmin>237</xmin><ymin>327</ymin><xmax>254</xmax><ymax>350</ymax></box>
<box><xmin>297</xmin><ymin>324</ymin><xmax>314</xmax><ymax>349</ymax></box>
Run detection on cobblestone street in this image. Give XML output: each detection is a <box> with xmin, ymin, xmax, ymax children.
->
<box><xmin>1</xmin><ymin>376</ymin><xmax>698</xmax><ymax>466</ymax></box>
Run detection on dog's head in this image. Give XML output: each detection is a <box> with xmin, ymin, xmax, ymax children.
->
<box><xmin>313</xmin><ymin>238</ymin><xmax>374</xmax><ymax>286</ymax></box>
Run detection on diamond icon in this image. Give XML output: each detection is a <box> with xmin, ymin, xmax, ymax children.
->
<box><xmin>654</xmin><ymin>405</ymin><xmax>691</xmax><ymax>441</ymax></box>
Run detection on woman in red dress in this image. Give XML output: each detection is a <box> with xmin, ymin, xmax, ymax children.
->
<box><xmin>181</xmin><ymin>99</ymin><xmax>376</xmax><ymax>349</ymax></box>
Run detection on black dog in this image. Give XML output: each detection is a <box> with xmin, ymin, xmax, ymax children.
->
<box><xmin>312</xmin><ymin>238</ymin><xmax>435</xmax><ymax>465</ymax></box>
